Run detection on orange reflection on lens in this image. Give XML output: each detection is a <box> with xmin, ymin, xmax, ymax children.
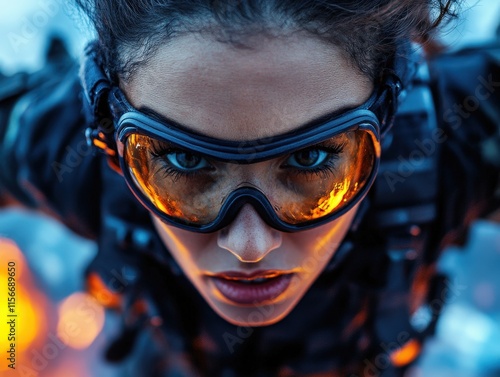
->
<box><xmin>310</xmin><ymin>177</ymin><xmax>351</xmax><ymax>220</ymax></box>
<box><xmin>124</xmin><ymin>129</ymin><xmax>377</xmax><ymax>227</ymax></box>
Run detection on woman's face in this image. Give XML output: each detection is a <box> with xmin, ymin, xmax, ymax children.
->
<box><xmin>121</xmin><ymin>32</ymin><xmax>373</xmax><ymax>326</ymax></box>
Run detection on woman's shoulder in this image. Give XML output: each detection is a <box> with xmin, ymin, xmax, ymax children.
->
<box><xmin>429</xmin><ymin>42</ymin><xmax>500</xmax><ymax>125</ymax></box>
<box><xmin>429</xmin><ymin>42</ymin><xmax>500</xmax><ymax>244</ymax></box>
<box><xmin>0</xmin><ymin>40</ymin><xmax>102</xmax><ymax>238</ymax></box>
<box><xmin>367</xmin><ymin>42</ymin><xmax>500</xmax><ymax>250</ymax></box>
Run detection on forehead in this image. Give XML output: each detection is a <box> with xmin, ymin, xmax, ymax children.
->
<box><xmin>121</xmin><ymin>33</ymin><xmax>373</xmax><ymax>141</ymax></box>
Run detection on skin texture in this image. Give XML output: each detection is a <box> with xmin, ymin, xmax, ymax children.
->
<box><xmin>121</xmin><ymin>32</ymin><xmax>373</xmax><ymax>326</ymax></box>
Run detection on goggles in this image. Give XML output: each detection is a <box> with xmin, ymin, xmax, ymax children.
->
<box><xmin>90</xmin><ymin>86</ymin><xmax>387</xmax><ymax>233</ymax></box>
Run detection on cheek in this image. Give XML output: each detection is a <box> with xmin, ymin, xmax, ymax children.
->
<box><xmin>285</xmin><ymin>206</ymin><xmax>358</xmax><ymax>274</ymax></box>
<box><xmin>152</xmin><ymin>216</ymin><xmax>216</xmax><ymax>267</ymax></box>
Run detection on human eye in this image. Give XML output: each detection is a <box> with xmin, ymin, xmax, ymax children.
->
<box><xmin>163</xmin><ymin>151</ymin><xmax>210</xmax><ymax>171</ymax></box>
<box><xmin>149</xmin><ymin>140</ymin><xmax>213</xmax><ymax>179</ymax></box>
<box><xmin>282</xmin><ymin>142</ymin><xmax>345</xmax><ymax>176</ymax></box>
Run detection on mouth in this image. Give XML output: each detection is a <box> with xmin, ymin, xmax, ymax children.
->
<box><xmin>208</xmin><ymin>270</ymin><xmax>294</xmax><ymax>305</ymax></box>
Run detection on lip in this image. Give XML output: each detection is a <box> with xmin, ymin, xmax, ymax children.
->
<box><xmin>208</xmin><ymin>270</ymin><xmax>294</xmax><ymax>305</ymax></box>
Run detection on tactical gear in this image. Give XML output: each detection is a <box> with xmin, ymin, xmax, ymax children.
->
<box><xmin>0</xmin><ymin>40</ymin><xmax>499</xmax><ymax>376</ymax></box>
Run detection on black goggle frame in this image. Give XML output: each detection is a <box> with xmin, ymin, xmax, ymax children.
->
<box><xmin>80</xmin><ymin>39</ymin><xmax>405</xmax><ymax>233</ymax></box>
<box><xmin>101</xmin><ymin>87</ymin><xmax>382</xmax><ymax>233</ymax></box>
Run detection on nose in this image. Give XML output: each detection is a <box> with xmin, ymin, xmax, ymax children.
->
<box><xmin>217</xmin><ymin>204</ymin><xmax>282</xmax><ymax>263</ymax></box>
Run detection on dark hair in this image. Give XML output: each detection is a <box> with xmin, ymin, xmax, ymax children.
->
<box><xmin>75</xmin><ymin>0</ymin><xmax>460</xmax><ymax>82</ymax></box>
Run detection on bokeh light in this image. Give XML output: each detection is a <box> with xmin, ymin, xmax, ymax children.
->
<box><xmin>57</xmin><ymin>292</ymin><xmax>105</xmax><ymax>350</ymax></box>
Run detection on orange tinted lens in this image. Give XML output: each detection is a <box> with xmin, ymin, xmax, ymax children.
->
<box><xmin>270</xmin><ymin>130</ymin><xmax>376</xmax><ymax>224</ymax></box>
<box><xmin>124</xmin><ymin>129</ymin><xmax>377</xmax><ymax>226</ymax></box>
<box><xmin>125</xmin><ymin>134</ymin><xmax>223</xmax><ymax>224</ymax></box>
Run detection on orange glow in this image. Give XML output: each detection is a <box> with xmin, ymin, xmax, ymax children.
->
<box><xmin>87</xmin><ymin>272</ymin><xmax>122</xmax><ymax>309</ymax></box>
<box><xmin>7</xmin><ymin>286</ymin><xmax>43</xmax><ymax>351</ymax></box>
<box><xmin>410</xmin><ymin>266</ymin><xmax>435</xmax><ymax>314</ymax></box>
<box><xmin>0</xmin><ymin>238</ymin><xmax>27</xmax><ymax>277</ymax></box>
<box><xmin>56</xmin><ymin>292</ymin><xmax>105</xmax><ymax>350</ymax></box>
<box><xmin>93</xmin><ymin>138</ymin><xmax>116</xmax><ymax>156</ymax></box>
<box><xmin>48</xmin><ymin>358</ymin><xmax>92</xmax><ymax>377</ymax></box>
<box><xmin>390</xmin><ymin>339</ymin><xmax>421</xmax><ymax>367</ymax></box>
<box><xmin>0</xmin><ymin>239</ymin><xmax>48</xmax><ymax>373</ymax></box>
<box><xmin>305</xmin><ymin>178</ymin><xmax>351</xmax><ymax>220</ymax></box>
<box><xmin>343</xmin><ymin>301</ymin><xmax>368</xmax><ymax>337</ymax></box>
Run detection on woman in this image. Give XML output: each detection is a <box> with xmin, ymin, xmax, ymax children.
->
<box><xmin>1</xmin><ymin>0</ymin><xmax>499</xmax><ymax>376</ymax></box>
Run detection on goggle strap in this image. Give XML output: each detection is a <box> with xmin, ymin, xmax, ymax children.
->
<box><xmin>81</xmin><ymin>42</ymin><xmax>122</xmax><ymax>170</ymax></box>
<box><xmin>374</xmin><ymin>72</ymin><xmax>402</xmax><ymax>137</ymax></box>
<box><xmin>80</xmin><ymin>42</ymin><xmax>112</xmax><ymax>123</ymax></box>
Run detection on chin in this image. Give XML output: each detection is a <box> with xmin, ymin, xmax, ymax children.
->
<box><xmin>208</xmin><ymin>297</ymin><xmax>300</xmax><ymax>327</ymax></box>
